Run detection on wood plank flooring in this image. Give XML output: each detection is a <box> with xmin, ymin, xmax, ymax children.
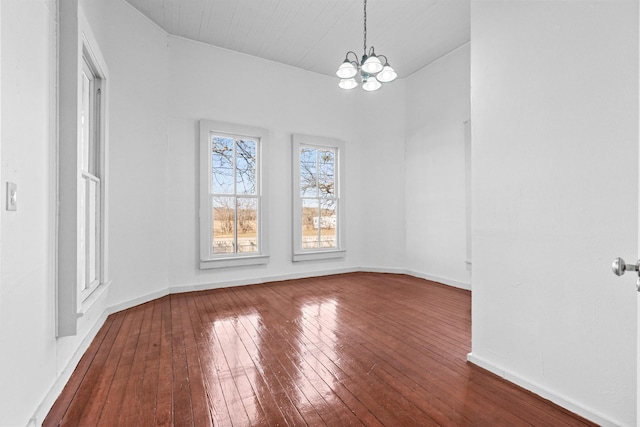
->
<box><xmin>44</xmin><ymin>273</ymin><xmax>596</xmax><ymax>426</ymax></box>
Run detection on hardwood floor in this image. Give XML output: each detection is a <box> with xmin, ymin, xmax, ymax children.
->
<box><xmin>44</xmin><ymin>273</ymin><xmax>596</xmax><ymax>426</ymax></box>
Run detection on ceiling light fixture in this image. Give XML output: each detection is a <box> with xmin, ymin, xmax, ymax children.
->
<box><xmin>336</xmin><ymin>0</ymin><xmax>397</xmax><ymax>91</ymax></box>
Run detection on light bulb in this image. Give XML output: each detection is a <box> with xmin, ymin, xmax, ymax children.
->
<box><xmin>336</xmin><ymin>60</ymin><xmax>357</xmax><ymax>79</ymax></box>
<box><xmin>376</xmin><ymin>64</ymin><xmax>397</xmax><ymax>83</ymax></box>
<box><xmin>362</xmin><ymin>55</ymin><xmax>383</xmax><ymax>74</ymax></box>
<box><xmin>338</xmin><ymin>78</ymin><xmax>358</xmax><ymax>90</ymax></box>
<box><xmin>362</xmin><ymin>75</ymin><xmax>381</xmax><ymax>91</ymax></box>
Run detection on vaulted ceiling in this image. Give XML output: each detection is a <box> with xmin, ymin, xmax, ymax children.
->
<box><xmin>124</xmin><ymin>0</ymin><xmax>470</xmax><ymax>78</ymax></box>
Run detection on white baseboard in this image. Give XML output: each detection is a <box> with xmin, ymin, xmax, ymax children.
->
<box><xmin>466</xmin><ymin>353</ymin><xmax>623</xmax><ymax>427</ymax></box>
<box><xmin>168</xmin><ymin>267</ymin><xmax>360</xmax><ymax>294</ymax></box>
<box><xmin>360</xmin><ymin>266</ymin><xmax>472</xmax><ymax>291</ymax></box>
<box><xmin>31</xmin><ymin>308</ymin><xmax>110</xmax><ymax>426</ymax></box>
<box><xmin>107</xmin><ymin>287</ymin><xmax>170</xmax><ymax>314</ymax></box>
<box><xmin>404</xmin><ymin>269</ymin><xmax>471</xmax><ymax>291</ymax></box>
<box><xmin>106</xmin><ymin>267</ymin><xmax>466</xmax><ymax>316</ymax></box>
<box><xmin>110</xmin><ymin>267</ymin><xmax>468</xmax><ymax>320</ymax></box>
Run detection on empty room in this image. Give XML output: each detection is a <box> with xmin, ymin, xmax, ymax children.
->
<box><xmin>1</xmin><ymin>0</ymin><xmax>638</xmax><ymax>426</ymax></box>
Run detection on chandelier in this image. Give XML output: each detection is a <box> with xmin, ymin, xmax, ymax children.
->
<box><xmin>336</xmin><ymin>0</ymin><xmax>397</xmax><ymax>91</ymax></box>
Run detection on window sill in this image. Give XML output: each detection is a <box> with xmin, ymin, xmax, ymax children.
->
<box><xmin>293</xmin><ymin>249</ymin><xmax>346</xmax><ymax>262</ymax></box>
<box><xmin>200</xmin><ymin>254</ymin><xmax>270</xmax><ymax>269</ymax></box>
<box><xmin>78</xmin><ymin>280</ymin><xmax>111</xmax><ymax>317</ymax></box>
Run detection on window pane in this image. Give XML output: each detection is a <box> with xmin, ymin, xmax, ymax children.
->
<box><xmin>318</xmin><ymin>149</ymin><xmax>335</xmax><ymax>198</ymax></box>
<box><xmin>302</xmin><ymin>199</ymin><xmax>320</xmax><ymax>249</ymax></box>
<box><xmin>237</xmin><ymin>197</ymin><xmax>258</xmax><ymax>253</ymax></box>
<box><xmin>320</xmin><ymin>199</ymin><xmax>337</xmax><ymax>248</ymax></box>
<box><xmin>300</xmin><ymin>147</ymin><xmax>317</xmax><ymax>197</ymax></box>
<box><xmin>80</xmin><ymin>67</ymin><xmax>91</xmax><ymax>173</ymax></box>
<box><xmin>211</xmin><ymin>135</ymin><xmax>234</xmax><ymax>194</ymax></box>
<box><xmin>87</xmin><ymin>178</ymin><xmax>100</xmax><ymax>285</ymax></box>
<box><xmin>212</xmin><ymin>196</ymin><xmax>235</xmax><ymax>254</ymax></box>
<box><xmin>79</xmin><ymin>179</ymin><xmax>87</xmax><ymax>289</ymax></box>
<box><xmin>236</xmin><ymin>139</ymin><xmax>257</xmax><ymax>195</ymax></box>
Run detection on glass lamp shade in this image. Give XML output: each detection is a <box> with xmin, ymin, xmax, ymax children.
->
<box><xmin>362</xmin><ymin>76</ymin><xmax>382</xmax><ymax>91</ymax></box>
<box><xmin>338</xmin><ymin>78</ymin><xmax>358</xmax><ymax>90</ymax></box>
<box><xmin>362</xmin><ymin>55</ymin><xmax>383</xmax><ymax>74</ymax></box>
<box><xmin>336</xmin><ymin>60</ymin><xmax>358</xmax><ymax>79</ymax></box>
<box><xmin>376</xmin><ymin>64</ymin><xmax>397</xmax><ymax>83</ymax></box>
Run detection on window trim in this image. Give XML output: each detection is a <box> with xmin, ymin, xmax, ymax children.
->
<box><xmin>57</xmin><ymin>5</ymin><xmax>110</xmax><ymax>337</ymax></box>
<box><xmin>78</xmin><ymin>44</ymin><xmax>105</xmax><ymax>304</ymax></box>
<box><xmin>292</xmin><ymin>134</ymin><xmax>346</xmax><ymax>262</ymax></box>
<box><xmin>199</xmin><ymin>120</ymin><xmax>269</xmax><ymax>269</ymax></box>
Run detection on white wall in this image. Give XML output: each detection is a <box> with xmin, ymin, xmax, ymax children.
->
<box><xmin>81</xmin><ymin>0</ymin><xmax>170</xmax><ymax>307</ymax></box>
<box><xmin>166</xmin><ymin>36</ymin><xmax>406</xmax><ymax>290</ymax></box>
<box><xmin>356</xmin><ymin>82</ymin><xmax>407</xmax><ymax>271</ymax></box>
<box><xmin>0</xmin><ymin>0</ymin><xmax>58</xmax><ymax>424</ymax></box>
<box><xmin>405</xmin><ymin>43</ymin><xmax>470</xmax><ymax>288</ymax></box>
<box><xmin>470</xmin><ymin>2</ymin><xmax>638</xmax><ymax>425</ymax></box>
<box><xmin>0</xmin><ymin>0</ymin><xmax>170</xmax><ymax>424</ymax></box>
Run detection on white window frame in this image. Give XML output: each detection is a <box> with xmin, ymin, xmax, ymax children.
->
<box><xmin>199</xmin><ymin>120</ymin><xmax>269</xmax><ymax>269</ymax></box>
<box><xmin>78</xmin><ymin>47</ymin><xmax>104</xmax><ymax>304</ymax></box>
<box><xmin>292</xmin><ymin>134</ymin><xmax>346</xmax><ymax>262</ymax></box>
<box><xmin>57</xmin><ymin>5</ymin><xmax>110</xmax><ymax>337</ymax></box>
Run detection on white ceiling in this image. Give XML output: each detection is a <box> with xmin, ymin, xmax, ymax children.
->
<box><xmin>124</xmin><ymin>0</ymin><xmax>470</xmax><ymax>79</ymax></box>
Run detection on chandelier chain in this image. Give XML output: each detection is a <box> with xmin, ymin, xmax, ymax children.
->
<box><xmin>363</xmin><ymin>0</ymin><xmax>367</xmax><ymax>55</ymax></box>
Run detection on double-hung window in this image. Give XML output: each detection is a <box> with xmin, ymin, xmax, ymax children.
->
<box><xmin>199</xmin><ymin>120</ymin><xmax>269</xmax><ymax>268</ymax></box>
<box><xmin>79</xmin><ymin>51</ymin><xmax>103</xmax><ymax>301</ymax></box>
<box><xmin>292</xmin><ymin>134</ymin><xmax>345</xmax><ymax>261</ymax></box>
<box><xmin>57</xmin><ymin>5</ymin><xmax>110</xmax><ymax>337</ymax></box>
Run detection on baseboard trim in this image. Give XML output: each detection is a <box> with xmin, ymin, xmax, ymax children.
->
<box><xmin>32</xmin><ymin>308</ymin><xmax>110</xmax><ymax>426</ymax></box>
<box><xmin>466</xmin><ymin>353</ymin><xmax>622</xmax><ymax>427</ymax></box>
<box><xmin>108</xmin><ymin>287</ymin><xmax>170</xmax><ymax>314</ymax></box>
<box><xmin>168</xmin><ymin>267</ymin><xmax>360</xmax><ymax>295</ymax></box>
<box><xmin>404</xmin><ymin>270</ymin><xmax>471</xmax><ymax>291</ymax></box>
<box><xmin>360</xmin><ymin>266</ymin><xmax>471</xmax><ymax>291</ymax></box>
<box><xmin>109</xmin><ymin>267</ymin><xmax>467</xmax><ymax>314</ymax></box>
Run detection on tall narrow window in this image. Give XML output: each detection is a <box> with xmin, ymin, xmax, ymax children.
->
<box><xmin>57</xmin><ymin>5</ymin><xmax>111</xmax><ymax>337</ymax></box>
<box><xmin>200</xmin><ymin>121</ymin><xmax>269</xmax><ymax>269</ymax></box>
<box><xmin>79</xmin><ymin>52</ymin><xmax>102</xmax><ymax>301</ymax></box>
<box><xmin>293</xmin><ymin>134</ymin><xmax>345</xmax><ymax>261</ymax></box>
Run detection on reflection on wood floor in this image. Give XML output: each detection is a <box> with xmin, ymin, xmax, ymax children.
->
<box><xmin>44</xmin><ymin>273</ymin><xmax>595</xmax><ymax>426</ymax></box>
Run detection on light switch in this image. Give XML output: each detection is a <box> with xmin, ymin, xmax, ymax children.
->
<box><xmin>6</xmin><ymin>182</ymin><xmax>17</xmax><ymax>211</ymax></box>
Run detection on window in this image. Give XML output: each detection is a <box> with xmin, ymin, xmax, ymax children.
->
<box><xmin>57</xmin><ymin>5</ymin><xmax>110</xmax><ymax>337</ymax></box>
<box><xmin>79</xmin><ymin>50</ymin><xmax>103</xmax><ymax>302</ymax></box>
<box><xmin>199</xmin><ymin>120</ymin><xmax>269</xmax><ymax>268</ymax></box>
<box><xmin>292</xmin><ymin>134</ymin><xmax>345</xmax><ymax>261</ymax></box>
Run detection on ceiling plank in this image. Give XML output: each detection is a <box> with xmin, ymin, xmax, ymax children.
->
<box><xmin>125</xmin><ymin>0</ymin><xmax>470</xmax><ymax>78</ymax></box>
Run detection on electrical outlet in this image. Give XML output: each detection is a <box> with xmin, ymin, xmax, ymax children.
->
<box><xmin>6</xmin><ymin>182</ymin><xmax>17</xmax><ymax>211</ymax></box>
